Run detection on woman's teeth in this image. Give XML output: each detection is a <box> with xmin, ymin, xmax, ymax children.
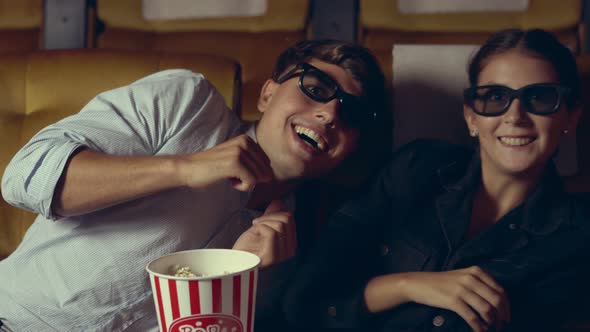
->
<box><xmin>499</xmin><ymin>137</ymin><xmax>534</xmax><ymax>146</ymax></box>
<box><xmin>294</xmin><ymin>125</ymin><xmax>326</xmax><ymax>151</ymax></box>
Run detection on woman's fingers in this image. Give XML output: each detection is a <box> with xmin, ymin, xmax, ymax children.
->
<box><xmin>468</xmin><ymin>267</ymin><xmax>511</xmax><ymax>326</ymax></box>
<box><xmin>450</xmin><ymin>299</ymin><xmax>488</xmax><ymax>332</ymax></box>
<box><xmin>253</xmin><ymin>211</ymin><xmax>297</xmax><ymax>254</ymax></box>
<box><xmin>253</xmin><ymin>223</ymin><xmax>280</xmax><ymax>267</ymax></box>
<box><xmin>252</xmin><ymin>217</ymin><xmax>297</xmax><ymax>263</ymax></box>
<box><xmin>460</xmin><ymin>288</ymin><xmax>496</xmax><ymax>327</ymax></box>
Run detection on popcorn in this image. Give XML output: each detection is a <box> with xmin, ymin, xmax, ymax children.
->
<box><xmin>147</xmin><ymin>249</ymin><xmax>261</xmax><ymax>332</ymax></box>
<box><xmin>172</xmin><ymin>266</ymin><xmax>202</xmax><ymax>277</ymax></box>
<box><xmin>171</xmin><ymin>265</ymin><xmax>231</xmax><ymax>278</ymax></box>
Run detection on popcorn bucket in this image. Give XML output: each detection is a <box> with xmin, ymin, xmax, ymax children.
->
<box><xmin>146</xmin><ymin>249</ymin><xmax>261</xmax><ymax>332</ymax></box>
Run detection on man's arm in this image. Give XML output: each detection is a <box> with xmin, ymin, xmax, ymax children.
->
<box><xmin>1</xmin><ymin>71</ymin><xmax>271</xmax><ymax>219</ymax></box>
<box><xmin>52</xmin><ymin>133</ymin><xmax>273</xmax><ymax>217</ymax></box>
<box><xmin>51</xmin><ymin>149</ymin><xmax>182</xmax><ymax>216</ymax></box>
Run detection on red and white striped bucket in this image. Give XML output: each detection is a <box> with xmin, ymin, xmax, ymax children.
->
<box><xmin>146</xmin><ymin>249</ymin><xmax>261</xmax><ymax>332</ymax></box>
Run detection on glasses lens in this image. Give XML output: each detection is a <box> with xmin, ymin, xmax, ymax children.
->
<box><xmin>301</xmin><ymin>70</ymin><xmax>337</xmax><ymax>102</ymax></box>
<box><xmin>522</xmin><ymin>85</ymin><xmax>560</xmax><ymax>114</ymax></box>
<box><xmin>339</xmin><ymin>94</ymin><xmax>373</xmax><ymax>127</ymax></box>
<box><xmin>473</xmin><ymin>86</ymin><xmax>511</xmax><ymax>115</ymax></box>
<box><xmin>297</xmin><ymin>63</ymin><xmax>374</xmax><ymax>128</ymax></box>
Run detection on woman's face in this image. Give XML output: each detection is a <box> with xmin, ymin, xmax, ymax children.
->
<box><xmin>463</xmin><ymin>50</ymin><xmax>581</xmax><ymax>178</ymax></box>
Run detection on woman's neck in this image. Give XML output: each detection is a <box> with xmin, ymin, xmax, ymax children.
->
<box><xmin>467</xmin><ymin>160</ymin><xmax>544</xmax><ymax>238</ymax></box>
<box><xmin>481</xmin><ymin>159</ymin><xmax>544</xmax><ymax>215</ymax></box>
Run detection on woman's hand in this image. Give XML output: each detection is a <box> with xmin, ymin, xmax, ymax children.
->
<box><xmin>232</xmin><ymin>200</ymin><xmax>297</xmax><ymax>268</ymax></box>
<box><xmin>365</xmin><ymin>266</ymin><xmax>510</xmax><ymax>332</ymax></box>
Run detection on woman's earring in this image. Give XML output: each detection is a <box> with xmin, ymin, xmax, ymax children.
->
<box><xmin>470</xmin><ymin>129</ymin><xmax>479</xmax><ymax>137</ymax></box>
<box><xmin>563</xmin><ymin>129</ymin><xmax>569</xmax><ymax>135</ymax></box>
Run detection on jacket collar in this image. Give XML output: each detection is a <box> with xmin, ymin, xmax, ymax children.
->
<box><xmin>519</xmin><ymin>162</ymin><xmax>568</xmax><ymax>235</ymax></box>
<box><xmin>434</xmin><ymin>152</ymin><xmax>480</xmax><ymax>253</ymax></box>
<box><xmin>435</xmin><ymin>150</ymin><xmax>569</xmax><ymax>262</ymax></box>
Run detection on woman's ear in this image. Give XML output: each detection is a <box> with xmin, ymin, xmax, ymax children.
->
<box><xmin>463</xmin><ymin>103</ymin><xmax>476</xmax><ymax>132</ymax></box>
<box><xmin>257</xmin><ymin>79</ymin><xmax>278</xmax><ymax>114</ymax></box>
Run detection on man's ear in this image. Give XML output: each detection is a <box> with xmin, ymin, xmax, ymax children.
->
<box><xmin>257</xmin><ymin>79</ymin><xmax>278</xmax><ymax>114</ymax></box>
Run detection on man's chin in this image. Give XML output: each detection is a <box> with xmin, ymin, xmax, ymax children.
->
<box><xmin>272</xmin><ymin>163</ymin><xmax>313</xmax><ymax>182</ymax></box>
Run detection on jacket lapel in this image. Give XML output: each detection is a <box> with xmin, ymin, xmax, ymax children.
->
<box><xmin>446</xmin><ymin>162</ymin><xmax>567</xmax><ymax>269</ymax></box>
<box><xmin>434</xmin><ymin>156</ymin><xmax>479</xmax><ymax>265</ymax></box>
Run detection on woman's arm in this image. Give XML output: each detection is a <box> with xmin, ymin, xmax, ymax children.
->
<box><xmin>365</xmin><ymin>267</ymin><xmax>510</xmax><ymax>332</ymax></box>
<box><xmin>282</xmin><ymin>211</ymin><xmax>383</xmax><ymax>327</ymax></box>
<box><xmin>283</xmin><ymin>140</ymin><xmax>475</xmax><ymax>329</ymax></box>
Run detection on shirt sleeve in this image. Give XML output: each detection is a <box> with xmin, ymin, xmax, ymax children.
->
<box><xmin>0</xmin><ymin>70</ymin><xmax>228</xmax><ymax>220</ymax></box>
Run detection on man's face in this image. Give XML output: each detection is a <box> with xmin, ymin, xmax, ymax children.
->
<box><xmin>255</xmin><ymin>59</ymin><xmax>362</xmax><ymax>181</ymax></box>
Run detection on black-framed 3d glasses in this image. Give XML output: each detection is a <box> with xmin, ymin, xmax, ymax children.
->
<box><xmin>463</xmin><ymin>83</ymin><xmax>571</xmax><ymax>116</ymax></box>
<box><xmin>277</xmin><ymin>62</ymin><xmax>376</xmax><ymax>127</ymax></box>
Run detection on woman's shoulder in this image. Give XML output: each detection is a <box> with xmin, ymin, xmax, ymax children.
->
<box><xmin>384</xmin><ymin>138</ymin><xmax>473</xmax><ymax>175</ymax></box>
<box><xmin>567</xmin><ymin>192</ymin><xmax>590</xmax><ymax>228</ymax></box>
<box><xmin>364</xmin><ymin>139</ymin><xmax>474</xmax><ymax>205</ymax></box>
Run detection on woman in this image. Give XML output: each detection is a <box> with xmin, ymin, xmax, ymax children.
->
<box><xmin>283</xmin><ymin>29</ymin><xmax>589</xmax><ymax>332</ymax></box>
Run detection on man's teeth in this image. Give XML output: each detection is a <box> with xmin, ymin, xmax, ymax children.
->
<box><xmin>499</xmin><ymin>137</ymin><xmax>534</xmax><ymax>146</ymax></box>
<box><xmin>294</xmin><ymin>125</ymin><xmax>326</xmax><ymax>151</ymax></box>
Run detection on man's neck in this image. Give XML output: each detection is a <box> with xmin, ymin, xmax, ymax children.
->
<box><xmin>245</xmin><ymin>180</ymin><xmax>300</xmax><ymax>210</ymax></box>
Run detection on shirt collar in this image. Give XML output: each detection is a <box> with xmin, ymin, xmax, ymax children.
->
<box><xmin>244</xmin><ymin>121</ymin><xmax>257</xmax><ymax>142</ymax></box>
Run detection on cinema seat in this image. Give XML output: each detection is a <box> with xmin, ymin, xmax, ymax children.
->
<box><xmin>0</xmin><ymin>49</ymin><xmax>240</xmax><ymax>259</ymax></box>
<box><xmin>360</xmin><ymin>0</ymin><xmax>583</xmax><ymax>84</ymax></box>
<box><xmin>92</xmin><ymin>0</ymin><xmax>310</xmax><ymax>121</ymax></box>
<box><xmin>564</xmin><ymin>55</ymin><xmax>590</xmax><ymax>193</ymax></box>
<box><xmin>0</xmin><ymin>0</ymin><xmax>43</xmax><ymax>52</ymax></box>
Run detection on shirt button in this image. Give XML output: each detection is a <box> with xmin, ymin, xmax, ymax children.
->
<box><xmin>327</xmin><ymin>306</ymin><xmax>337</xmax><ymax>317</ymax></box>
<box><xmin>380</xmin><ymin>244</ymin><xmax>390</xmax><ymax>256</ymax></box>
<box><xmin>508</xmin><ymin>223</ymin><xmax>518</xmax><ymax>230</ymax></box>
<box><xmin>432</xmin><ymin>315</ymin><xmax>445</xmax><ymax>327</ymax></box>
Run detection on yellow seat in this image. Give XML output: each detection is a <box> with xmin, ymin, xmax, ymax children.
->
<box><xmin>93</xmin><ymin>0</ymin><xmax>310</xmax><ymax>121</ymax></box>
<box><xmin>0</xmin><ymin>0</ymin><xmax>43</xmax><ymax>52</ymax></box>
<box><xmin>0</xmin><ymin>49</ymin><xmax>240</xmax><ymax>259</ymax></box>
<box><xmin>361</xmin><ymin>0</ymin><xmax>583</xmax><ymax>83</ymax></box>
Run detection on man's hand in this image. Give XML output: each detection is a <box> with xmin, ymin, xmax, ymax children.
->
<box><xmin>178</xmin><ymin>135</ymin><xmax>274</xmax><ymax>192</ymax></box>
<box><xmin>404</xmin><ymin>266</ymin><xmax>511</xmax><ymax>332</ymax></box>
<box><xmin>232</xmin><ymin>200</ymin><xmax>297</xmax><ymax>268</ymax></box>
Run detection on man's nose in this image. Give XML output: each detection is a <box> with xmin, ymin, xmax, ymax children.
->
<box><xmin>314</xmin><ymin>99</ymin><xmax>339</xmax><ymax>126</ymax></box>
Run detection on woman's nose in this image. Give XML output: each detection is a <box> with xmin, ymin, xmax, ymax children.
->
<box><xmin>502</xmin><ymin>98</ymin><xmax>529</xmax><ymax>125</ymax></box>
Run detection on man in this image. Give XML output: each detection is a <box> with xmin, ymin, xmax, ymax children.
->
<box><xmin>0</xmin><ymin>40</ymin><xmax>389</xmax><ymax>331</ymax></box>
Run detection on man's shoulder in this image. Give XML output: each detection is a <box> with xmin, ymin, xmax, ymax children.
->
<box><xmin>130</xmin><ymin>69</ymin><xmax>208</xmax><ymax>88</ymax></box>
<box><xmin>106</xmin><ymin>69</ymin><xmax>223</xmax><ymax>110</ymax></box>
